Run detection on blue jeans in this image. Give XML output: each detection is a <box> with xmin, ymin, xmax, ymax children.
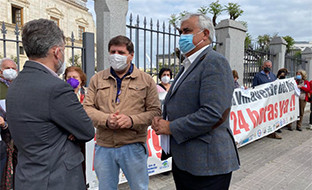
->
<box><xmin>94</xmin><ymin>143</ymin><xmax>149</xmax><ymax>190</ymax></box>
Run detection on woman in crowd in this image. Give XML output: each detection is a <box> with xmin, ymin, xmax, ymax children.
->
<box><xmin>156</xmin><ymin>68</ymin><xmax>172</xmax><ymax>93</ymax></box>
<box><xmin>232</xmin><ymin>70</ymin><xmax>240</xmax><ymax>88</ymax></box>
<box><xmin>295</xmin><ymin>70</ymin><xmax>310</xmax><ymax>131</ymax></box>
<box><xmin>64</xmin><ymin>66</ymin><xmax>87</xmax><ymax>103</ymax></box>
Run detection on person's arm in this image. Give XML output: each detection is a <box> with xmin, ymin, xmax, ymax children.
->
<box><xmin>252</xmin><ymin>75</ymin><xmax>258</xmax><ymax>87</ymax></box>
<box><xmin>169</xmin><ymin>56</ymin><xmax>234</xmax><ymax>144</ymax></box>
<box><xmin>300</xmin><ymin>80</ymin><xmax>310</xmax><ymax>93</ymax></box>
<box><xmin>129</xmin><ymin>76</ymin><xmax>162</xmax><ymax>129</ymax></box>
<box><xmin>50</xmin><ymin>82</ymin><xmax>95</xmax><ymax>142</ymax></box>
<box><xmin>83</xmin><ymin>75</ymin><xmax>110</xmax><ymax>129</ymax></box>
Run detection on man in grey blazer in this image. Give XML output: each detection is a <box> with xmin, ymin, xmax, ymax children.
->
<box><xmin>6</xmin><ymin>19</ymin><xmax>95</xmax><ymax>190</ymax></box>
<box><xmin>152</xmin><ymin>14</ymin><xmax>240</xmax><ymax>190</ymax></box>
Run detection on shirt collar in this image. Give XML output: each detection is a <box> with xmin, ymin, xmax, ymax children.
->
<box><xmin>110</xmin><ymin>63</ymin><xmax>134</xmax><ymax>80</ymax></box>
<box><xmin>187</xmin><ymin>44</ymin><xmax>210</xmax><ymax>64</ymax></box>
<box><xmin>31</xmin><ymin>60</ymin><xmax>59</xmax><ymax>77</ymax></box>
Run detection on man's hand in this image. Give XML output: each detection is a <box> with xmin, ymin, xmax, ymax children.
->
<box><xmin>107</xmin><ymin>111</ymin><xmax>120</xmax><ymax>129</ymax></box>
<box><xmin>116</xmin><ymin>114</ymin><xmax>132</xmax><ymax>129</ymax></box>
<box><xmin>68</xmin><ymin>134</ymin><xmax>76</xmax><ymax>141</ymax></box>
<box><xmin>0</xmin><ymin>116</ymin><xmax>5</xmax><ymax>128</ymax></box>
<box><xmin>151</xmin><ymin>116</ymin><xmax>171</xmax><ymax>135</ymax></box>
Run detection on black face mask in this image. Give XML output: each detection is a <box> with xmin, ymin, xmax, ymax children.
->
<box><xmin>279</xmin><ymin>76</ymin><xmax>286</xmax><ymax>79</ymax></box>
<box><xmin>263</xmin><ymin>67</ymin><xmax>271</xmax><ymax>72</ymax></box>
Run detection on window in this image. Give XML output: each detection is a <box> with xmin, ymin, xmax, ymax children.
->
<box><xmin>50</xmin><ymin>17</ymin><xmax>59</xmax><ymax>26</ymax></box>
<box><xmin>78</xmin><ymin>26</ymin><xmax>85</xmax><ymax>40</ymax></box>
<box><xmin>19</xmin><ymin>46</ymin><xmax>24</xmax><ymax>55</ymax></box>
<box><xmin>12</xmin><ymin>5</ymin><xmax>23</xmax><ymax>26</ymax></box>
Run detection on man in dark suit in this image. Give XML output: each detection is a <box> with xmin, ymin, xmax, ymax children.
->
<box><xmin>152</xmin><ymin>13</ymin><xmax>240</xmax><ymax>190</ymax></box>
<box><xmin>5</xmin><ymin>19</ymin><xmax>95</xmax><ymax>190</ymax></box>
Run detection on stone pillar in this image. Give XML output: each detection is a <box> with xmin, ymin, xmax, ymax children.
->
<box><xmin>215</xmin><ymin>19</ymin><xmax>247</xmax><ymax>86</ymax></box>
<box><xmin>95</xmin><ymin>0</ymin><xmax>128</xmax><ymax>71</ymax></box>
<box><xmin>302</xmin><ymin>47</ymin><xmax>312</xmax><ymax>80</ymax></box>
<box><xmin>269</xmin><ymin>37</ymin><xmax>287</xmax><ymax>75</ymax></box>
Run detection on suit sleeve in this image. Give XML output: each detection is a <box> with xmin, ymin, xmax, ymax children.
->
<box><xmin>50</xmin><ymin>82</ymin><xmax>95</xmax><ymax>141</ymax></box>
<box><xmin>169</xmin><ymin>56</ymin><xmax>234</xmax><ymax>144</ymax></box>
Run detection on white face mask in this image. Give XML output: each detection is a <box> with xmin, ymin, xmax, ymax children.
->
<box><xmin>109</xmin><ymin>54</ymin><xmax>128</xmax><ymax>71</ymax></box>
<box><xmin>56</xmin><ymin>60</ymin><xmax>66</xmax><ymax>76</ymax></box>
<box><xmin>161</xmin><ymin>76</ymin><xmax>170</xmax><ymax>84</ymax></box>
<box><xmin>2</xmin><ymin>68</ymin><xmax>18</xmax><ymax>80</ymax></box>
<box><xmin>56</xmin><ymin>49</ymin><xmax>66</xmax><ymax>75</ymax></box>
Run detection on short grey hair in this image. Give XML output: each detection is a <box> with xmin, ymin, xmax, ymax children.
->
<box><xmin>263</xmin><ymin>60</ymin><xmax>272</xmax><ymax>66</ymax></box>
<box><xmin>0</xmin><ymin>58</ymin><xmax>16</xmax><ymax>70</ymax></box>
<box><xmin>181</xmin><ymin>13</ymin><xmax>215</xmax><ymax>42</ymax></box>
<box><xmin>22</xmin><ymin>19</ymin><xmax>65</xmax><ymax>58</ymax></box>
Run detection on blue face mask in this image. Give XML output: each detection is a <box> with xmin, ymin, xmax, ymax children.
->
<box><xmin>179</xmin><ymin>31</ymin><xmax>203</xmax><ymax>54</ymax></box>
<box><xmin>296</xmin><ymin>75</ymin><xmax>302</xmax><ymax>80</ymax></box>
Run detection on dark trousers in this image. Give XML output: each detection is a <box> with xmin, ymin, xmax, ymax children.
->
<box><xmin>172</xmin><ymin>161</ymin><xmax>232</xmax><ymax>190</ymax></box>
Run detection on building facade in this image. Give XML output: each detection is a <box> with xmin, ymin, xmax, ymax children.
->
<box><xmin>0</xmin><ymin>0</ymin><xmax>95</xmax><ymax>69</ymax></box>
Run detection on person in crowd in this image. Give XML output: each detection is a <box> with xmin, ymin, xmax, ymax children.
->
<box><xmin>0</xmin><ymin>58</ymin><xmax>17</xmax><ymax>99</ymax></box>
<box><xmin>276</xmin><ymin>68</ymin><xmax>288</xmax><ymax>80</ymax></box>
<box><xmin>83</xmin><ymin>35</ymin><xmax>161</xmax><ymax>190</ymax></box>
<box><xmin>253</xmin><ymin>60</ymin><xmax>281</xmax><ymax>139</ymax></box>
<box><xmin>294</xmin><ymin>70</ymin><xmax>310</xmax><ymax>131</ymax></box>
<box><xmin>6</xmin><ymin>19</ymin><xmax>95</xmax><ymax>190</ymax></box>
<box><xmin>252</xmin><ymin>60</ymin><xmax>277</xmax><ymax>88</ymax></box>
<box><xmin>157</xmin><ymin>68</ymin><xmax>172</xmax><ymax>93</ymax></box>
<box><xmin>152</xmin><ymin>13</ymin><xmax>239</xmax><ymax>190</ymax></box>
<box><xmin>276</xmin><ymin>68</ymin><xmax>293</xmax><ymax>131</ymax></box>
<box><xmin>0</xmin><ymin>58</ymin><xmax>17</xmax><ymax>190</ymax></box>
<box><xmin>232</xmin><ymin>70</ymin><xmax>240</xmax><ymax>89</ymax></box>
<box><xmin>64</xmin><ymin>66</ymin><xmax>87</xmax><ymax>103</ymax></box>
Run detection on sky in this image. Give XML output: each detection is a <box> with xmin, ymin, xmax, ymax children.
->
<box><xmin>86</xmin><ymin>0</ymin><xmax>312</xmax><ymax>43</ymax></box>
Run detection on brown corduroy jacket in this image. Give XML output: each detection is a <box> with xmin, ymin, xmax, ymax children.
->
<box><xmin>83</xmin><ymin>65</ymin><xmax>161</xmax><ymax>148</ymax></box>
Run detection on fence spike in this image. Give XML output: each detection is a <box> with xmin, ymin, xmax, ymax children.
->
<box><xmin>14</xmin><ymin>23</ymin><xmax>20</xmax><ymax>36</ymax></box>
<box><xmin>169</xmin><ymin>24</ymin><xmax>171</xmax><ymax>32</ymax></box>
<box><xmin>1</xmin><ymin>22</ymin><xmax>7</xmax><ymax>34</ymax></box>
<box><xmin>136</xmin><ymin>15</ymin><xmax>140</xmax><ymax>26</ymax></box>
<box><xmin>163</xmin><ymin>21</ymin><xmax>165</xmax><ymax>31</ymax></box>
<box><xmin>129</xmin><ymin>13</ymin><xmax>133</xmax><ymax>26</ymax></box>
<box><xmin>150</xmin><ymin>18</ymin><xmax>153</xmax><ymax>29</ymax></box>
<box><xmin>143</xmin><ymin>17</ymin><xmax>147</xmax><ymax>27</ymax></box>
<box><xmin>157</xmin><ymin>20</ymin><xmax>159</xmax><ymax>30</ymax></box>
<box><xmin>71</xmin><ymin>32</ymin><xmax>75</xmax><ymax>42</ymax></box>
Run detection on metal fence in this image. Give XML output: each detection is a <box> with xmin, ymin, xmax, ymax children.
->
<box><xmin>243</xmin><ymin>45</ymin><xmax>274</xmax><ymax>87</ymax></box>
<box><xmin>0</xmin><ymin>22</ymin><xmax>95</xmax><ymax>85</ymax></box>
<box><xmin>285</xmin><ymin>50</ymin><xmax>307</xmax><ymax>77</ymax></box>
<box><xmin>126</xmin><ymin>13</ymin><xmax>182</xmax><ymax>82</ymax></box>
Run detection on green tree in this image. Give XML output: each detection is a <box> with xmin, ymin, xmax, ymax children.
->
<box><xmin>245</xmin><ymin>33</ymin><xmax>252</xmax><ymax>49</ymax></box>
<box><xmin>225</xmin><ymin>3</ymin><xmax>243</xmax><ymax>20</ymax></box>
<box><xmin>283</xmin><ymin>35</ymin><xmax>295</xmax><ymax>53</ymax></box>
<box><xmin>197</xmin><ymin>6</ymin><xmax>209</xmax><ymax>15</ymax></box>
<box><xmin>68</xmin><ymin>55</ymin><xmax>81</xmax><ymax>67</ymax></box>
<box><xmin>208</xmin><ymin>0</ymin><xmax>224</xmax><ymax>26</ymax></box>
<box><xmin>257</xmin><ymin>34</ymin><xmax>271</xmax><ymax>50</ymax></box>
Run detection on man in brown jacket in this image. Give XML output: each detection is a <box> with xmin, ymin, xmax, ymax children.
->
<box><xmin>83</xmin><ymin>35</ymin><xmax>161</xmax><ymax>190</ymax></box>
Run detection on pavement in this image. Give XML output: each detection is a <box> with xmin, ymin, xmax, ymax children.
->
<box><xmin>119</xmin><ymin>110</ymin><xmax>312</xmax><ymax>190</ymax></box>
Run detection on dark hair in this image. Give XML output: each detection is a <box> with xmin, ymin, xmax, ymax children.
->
<box><xmin>158</xmin><ymin>68</ymin><xmax>172</xmax><ymax>79</ymax></box>
<box><xmin>232</xmin><ymin>70</ymin><xmax>239</xmax><ymax>79</ymax></box>
<box><xmin>22</xmin><ymin>19</ymin><xmax>65</xmax><ymax>58</ymax></box>
<box><xmin>277</xmin><ymin>68</ymin><xmax>288</xmax><ymax>78</ymax></box>
<box><xmin>64</xmin><ymin>66</ymin><xmax>87</xmax><ymax>86</ymax></box>
<box><xmin>108</xmin><ymin>35</ymin><xmax>134</xmax><ymax>54</ymax></box>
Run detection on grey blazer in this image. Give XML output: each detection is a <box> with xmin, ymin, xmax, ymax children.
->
<box><xmin>6</xmin><ymin>61</ymin><xmax>95</xmax><ymax>190</ymax></box>
<box><xmin>163</xmin><ymin>46</ymin><xmax>240</xmax><ymax>176</ymax></box>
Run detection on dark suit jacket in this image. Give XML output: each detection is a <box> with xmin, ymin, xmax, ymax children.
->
<box><xmin>6</xmin><ymin>61</ymin><xmax>95</xmax><ymax>190</ymax></box>
<box><xmin>163</xmin><ymin>46</ymin><xmax>240</xmax><ymax>176</ymax></box>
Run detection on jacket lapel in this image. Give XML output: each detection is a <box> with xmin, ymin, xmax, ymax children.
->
<box><xmin>169</xmin><ymin>46</ymin><xmax>211</xmax><ymax>99</ymax></box>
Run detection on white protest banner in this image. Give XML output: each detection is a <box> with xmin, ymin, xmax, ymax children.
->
<box><xmin>230</xmin><ymin>78</ymin><xmax>299</xmax><ymax>147</ymax></box>
<box><xmin>86</xmin><ymin>126</ymin><xmax>172</xmax><ymax>189</ymax></box>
